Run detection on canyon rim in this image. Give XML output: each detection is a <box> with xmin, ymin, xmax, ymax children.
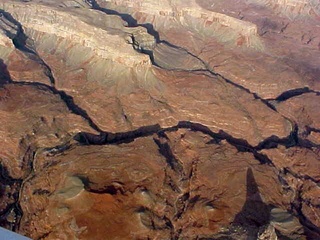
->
<box><xmin>0</xmin><ymin>0</ymin><xmax>319</xmax><ymax>239</ymax></box>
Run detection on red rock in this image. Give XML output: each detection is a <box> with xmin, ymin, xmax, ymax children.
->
<box><xmin>273</xmin><ymin>93</ymin><xmax>320</xmax><ymax>145</ymax></box>
<box><xmin>0</xmin><ymin>84</ymin><xmax>96</xmax><ymax>179</ymax></box>
<box><xmin>0</xmin><ymin>0</ymin><xmax>318</xmax><ymax>239</ymax></box>
<box><xmin>18</xmin><ymin>130</ymin><xmax>295</xmax><ymax>239</ymax></box>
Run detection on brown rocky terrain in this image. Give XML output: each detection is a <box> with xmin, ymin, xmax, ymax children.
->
<box><xmin>0</xmin><ymin>0</ymin><xmax>319</xmax><ymax>239</ymax></box>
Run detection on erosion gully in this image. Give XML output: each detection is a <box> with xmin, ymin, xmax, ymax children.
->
<box><xmin>0</xmin><ymin>2</ymin><xmax>318</xmax><ymax>238</ymax></box>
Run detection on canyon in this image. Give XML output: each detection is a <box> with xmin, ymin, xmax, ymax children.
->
<box><xmin>0</xmin><ymin>0</ymin><xmax>319</xmax><ymax>239</ymax></box>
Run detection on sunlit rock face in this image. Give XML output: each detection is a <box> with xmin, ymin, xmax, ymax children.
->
<box><xmin>98</xmin><ymin>0</ymin><xmax>320</xmax><ymax>98</ymax></box>
<box><xmin>0</xmin><ymin>0</ymin><xmax>319</xmax><ymax>239</ymax></box>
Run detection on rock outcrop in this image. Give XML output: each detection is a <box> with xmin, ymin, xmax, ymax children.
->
<box><xmin>97</xmin><ymin>0</ymin><xmax>320</xmax><ymax>98</ymax></box>
<box><xmin>0</xmin><ymin>0</ymin><xmax>319</xmax><ymax>239</ymax></box>
<box><xmin>15</xmin><ymin>131</ymin><xmax>296</xmax><ymax>239</ymax></box>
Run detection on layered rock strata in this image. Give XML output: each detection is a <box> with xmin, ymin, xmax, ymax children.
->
<box><xmin>0</xmin><ymin>0</ymin><xmax>319</xmax><ymax>239</ymax></box>
<box><xmin>97</xmin><ymin>0</ymin><xmax>320</xmax><ymax>98</ymax></box>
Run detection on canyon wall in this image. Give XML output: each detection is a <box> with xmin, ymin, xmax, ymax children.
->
<box><xmin>0</xmin><ymin>0</ymin><xmax>319</xmax><ymax>239</ymax></box>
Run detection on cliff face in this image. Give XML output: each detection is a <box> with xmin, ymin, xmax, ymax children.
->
<box><xmin>99</xmin><ymin>0</ymin><xmax>263</xmax><ymax>48</ymax></box>
<box><xmin>0</xmin><ymin>0</ymin><xmax>319</xmax><ymax>239</ymax></box>
<box><xmin>98</xmin><ymin>0</ymin><xmax>320</xmax><ymax>98</ymax></box>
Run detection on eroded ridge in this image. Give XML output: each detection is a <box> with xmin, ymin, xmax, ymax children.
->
<box><xmin>97</xmin><ymin>0</ymin><xmax>264</xmax><ymax>48</ymax></box>
<box><xmin>13</xmin><ymin>120</ymin><xmax>319</xmax><ymax>239</ymax></box>
<box><xmin>0</xmin><ymin>0</ymin><xmax>319</xmax><ymax>239</ymax></box>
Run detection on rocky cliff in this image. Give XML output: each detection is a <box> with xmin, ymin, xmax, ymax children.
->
<box><xmin>0</xmin><ymin>0</ymin><xmax>319</xmax><ymax>239</ymax></box>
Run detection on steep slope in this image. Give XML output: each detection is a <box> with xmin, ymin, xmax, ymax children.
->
<box><xmin>0</xmin><ymin>0</ymin><xmax>319</xmax><ymax>239</ymax></box>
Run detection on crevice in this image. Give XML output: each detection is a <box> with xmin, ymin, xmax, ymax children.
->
<box><xmin>163</xmin><ymin>170</ymin><xmax>182</xmax><ymax>194</ymax></box>
<box><xmin>136</xmin><ymin>206</ymin><xmax>173</xmax><ymax>231</ymax></box>
<box><xmin>89</xmin><ymin>1</ymin><xmax>280</xmax><ymax>114</ymax></box>
<box><xmin>13</xmin><ymin>141</ymin><xmax>37</xmax><ymax>233</ymax></box>
<box><xmin>291</xmin><ymin>186</ymin><xmax>320</xmax><ymax>239</ymax></box>
<box><xmin>305</xmin><ymin>126</ymin><xmax>320</xmax><ymax>135</ymax></box>
<box><xmin>0</xmin><ymin>10</ymin><xmax>56</xmax><ymax>86</ymax></box>
<box><xmin>283</xmin><ymin>167</ymin><xmax>319</xmax><ymax>185</ymax></box>
<box><xmin>255</xmin><ymin>123</ymin><xmax>298</xmax><ymax>150</ymax></box>
<box><xmin>42</xmin><ymin>141</ymin><xmax>73</xmax><ymax>157</ymax></box>
<box><xmin>115</xmin><ymin>97</ymin><xmax>133</xmax><ymax>127</ymax></box>
<box><xmin>0</xmin><ymin>3</ymin><xmax>318</xmax><ymax>239</ymax></box>
<box><xmin>153</xmin><ymin>135</ymin><xmax>184</xmax><ymax>175</ymax></box>
<box><xmin>0</xmin><ymin>11</ymin><xmax>103</xmax><ymax>133</ymax></box>
<box><xmin>269</xmin><ymin>87</ymin><xmax>312</xmax><ymax>102</ymax></box>
<box><xmin>72</xmin><ymin>120</ymin><xmax>297</xmax><ymax>164</ymax></box>
<box><xmin>2</xmin><ymin>105</ymin><xmax>314</xmax><ymax>237</ymax></box>
<box><xmin>75</xmin><ymin>124</ymin><xmax>162</xmax><ymax>145</ymax></box>
<box><xmin>153</xmin><ymin>133</ymin><xmax>191</xmax><ymax>229</ymax></box>
<box><xmin>0</xmin><ymin>59</ymin><xmax>12</xmax><ymax>84</ymax></box>
<box><xmin>297</xmin><ymin>138</ymin><xmax>320</xmax><ymax>149</ymax></box>
<box><xmin>12</xmin><ymin>81</ymin><xmax>102</xmax><ymax>133</ymax></box>
<box><xmin>174</xmin><ymin>192</ymin><xmax>190</xmax><ymax>220</ymax></box>
<box><xmin>154</xmin><ymin>40</ymin><xmax>278</xmax><ymax>113</ymax></box>
<box><xmin>89</xmin><ymin>0</ymin><xmax>159</xmax><ymax>63</ymax></box>
<box><xmin>0</xmin><ymin>150</ymin><xmax>31</xmax><ymax>232</ymax></box>
<box><xmin>1</xmin><ymin>138</ymin><xmax>38</xmax><ymax>235</ymax></box>
<box><xmin>84</xmin><ymin>182</ymin><xmax>125</xmax><ymax>195</ymax></box>
<box><xmin>89</xmin><ymin>0</ymin><xmax>160</xmax><ymax>42</ymax></box>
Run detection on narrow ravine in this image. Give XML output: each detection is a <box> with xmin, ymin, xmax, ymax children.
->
<box><xmin>88</xmin><ymin>0</ymin><xmax>309</xmax><ymax>116</ymax></box>
<box><xmin>43</xmin><ymin>120</ymin><xmax>319</xmax><ymax>238</ymax></box>
<box><xmin>89</xmin><ymin>0</ymin><xmax>320</xmax><ymax>150</ymax></box>
<box><xmin>0</xmin><ymin>164</ymin><xmax>23</xmax><ymax>231</ymax></box>
<box><xmin>0</xmin><ymin>2</ymin><xmax>318</xmax><ymax>239</ymax></box>
<box><xmin>0</xmin><ymin>10</ymin><xmax>56</xmax><ymax>86</ymax></box>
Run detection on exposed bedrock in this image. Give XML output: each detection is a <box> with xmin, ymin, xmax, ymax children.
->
<box><xmin>96</xmin><ymin>0</ymin><xmax>263</xmax><ymax>48</ymax></box>
<box><xmin>272</xmin><ymin>92</ymin><xmax>320</xmax><ymax>146</ymax></box>
<box><xmin>0</xmin><ymin>82</ymin><xmax>97</xmax><ymax>233</ymax></box>
<box><xmin>0</xmin><ymin>0</ymin><xmax>292</xmax><ymax>145</ymax></box>
<box><xmin>0</xmin><ymin>10</ymin><xmax>52</xmax><ymax>85</ymax></box>
<box><xmin>0</xmin><ymin>83</ymin><xmax>96</xmax><ymax>179</ymax></box>
<box><xmin>17</xmin><ymin>129</ymin><xmax>310</xmax><ymax>239</ymax></box>
<box><xmin>97</xmin><ymin>0</ymin><xmax>320</xmax><ymax>99</ymax></box>
<box><xmin>0</xmin><ymin>0</ymin><xmax>318</xmax><ymax>239</ymax></box>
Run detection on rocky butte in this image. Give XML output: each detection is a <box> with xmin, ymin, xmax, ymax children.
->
<box><xmin>0</xmin><ymin>0</ymin><xmax>319</xmax><ymax>239</ymax></box>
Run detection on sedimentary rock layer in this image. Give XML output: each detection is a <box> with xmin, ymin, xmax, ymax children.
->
<box><xmin>0</xmin><ymin>0</ymin><xmax>319</xmax><ymax>239</ymax></box>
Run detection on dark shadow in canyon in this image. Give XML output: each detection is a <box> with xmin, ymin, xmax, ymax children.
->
<box><xmin>0</xmin><ymin>59</ymin><xmax>12</xmax><ymax>85</ymax></box>
<box><xmin>0</xmin><ymin>4</ymin><xmax>318</xmax><ymax>238</ymax></box>
<box><xmin>89</xmin><ymin>0</ymin><xmax>283</xmax><ymax>114</ymax></box>
<box><xmin>89</xmin><ymin>0</ymin><xmax>160</xmax><ymax>42</ymax></box>
<box><xmin>290</xmin><ymin>188</ymin><xmax>320</xmax><ymax>239</ymax></box>
<box><xmin>73</xmin><ymin>120</ymin><xmax>303</xmax><ymax>167</ymax></box>
<box><xmin>232</xmin><ymin>168</ymin><xmax>271</xmax><ymax>239</ymax></box>
<box><xmin>0</xmin><ymin>10</ymin><xmax>55</xmax><ymax>85</ymax></box>
<box><xmin>0</xmin><ymin>62</ymin><xmax>22</xmax><ymax>232</ymax></box>
<box><xmin>0</xmin><ymin>163</ymin><xmax>23</xmax><ymax>232</ymax></box>
<box><xmin>273</xmin><ymin>87</ymin><xmax>311</xmax><ymax>102</ymax></box>
<box><xmin>14</xmin><ymin>81</ymin><xmax>102</xmax><ymax>132</ymax></box>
